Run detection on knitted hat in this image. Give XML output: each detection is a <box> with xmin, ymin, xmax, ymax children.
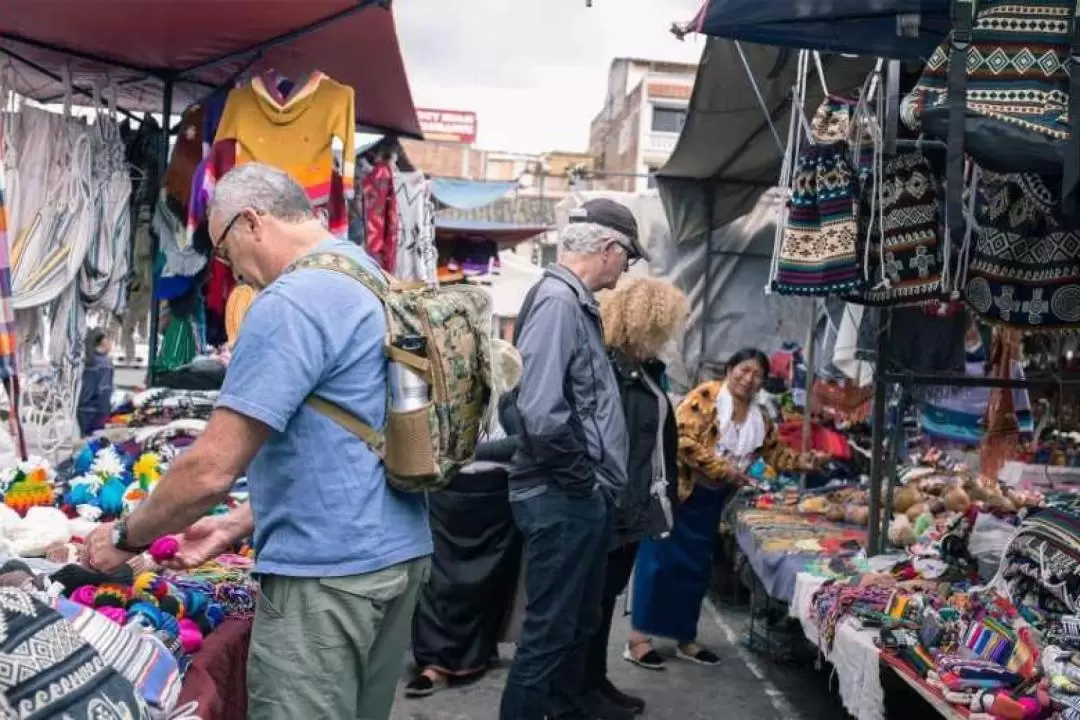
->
<box><xmin>225</xmin><ymin>285</ymin><xmax>256</xmax><ymax>347</ymax></box>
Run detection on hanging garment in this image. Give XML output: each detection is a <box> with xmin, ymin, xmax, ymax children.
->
<box><xmin>964</xmin><ymin>171</ymin><xmax>1080</xmax><ymax>329</ymax></box>
<box><xmin>79</xmin><ymin>113</ymin><xmax>133</xmax><ymax>318</ymax></box>
<box><xmin>980</xmin><ymin>329</ymin><xmax>1023</xmax><ymax>480</ymax></box>
<box><xmin>394</xmin><ymin>170</ymin><xmax>438</xmax><ymax>283</ymax></box>
<box><xmin>774</xmin><ymin>100</ymin><xmax>862</xmax><ymax>295</ymax></box>
<box><xmin>225</xmin><ymin>284</ymin><xmax>256</xmax><ymax>347</ymax></box>
<box><xmin>361</xmin><ymin>159</ymin><xmax>398</xmax><ymax>272</ymax></box>
<box><xmin>200</xmin><ymin>71</ymin><xmax>356</xmax><ymax>241</ymax></box>
<box><xmin>849</xmin><ymin>151</ymin><xmax>943</xmax><ymax>305</ymax></box>
<box><xmin>0</xmin><ymin>114</ymin><xmax>19</xmax><ymax>381</ymax></box>
<box><xmin>7</xmin><ymin>107</ymin><xmax>98</xmax><ymax>313</ymax></box>
<box><xmin>162</xmin><ymin>103</ymin><xmax>203</xmax><ymax>210</ymax></box>
<box><xmin>203</xmin><ymin>258</ymin><xmax>235</xmax><ymax>348</ymax></box>
<box><xmin>200</xmin><ymin>87</ymin><xmax>232</xmax><ymax>156</ymax></box>
<box><xmin>156</xmin><ymin>195</ymin><xmax>207</xmax><ymax>280</ymax></box>
<box><xmin>121</xmin><ymin>117</ymin><xmax>163</xmax><ymax>361</ymax></box>
<box><xmin>920</xmin><ymin>359</ymin><xmax>1033</xmax><ymax>444</ymax></box>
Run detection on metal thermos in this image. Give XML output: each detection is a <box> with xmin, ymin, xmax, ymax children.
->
<box><xmin>390</xmin><ymin>336</ymin><xmax>429</xmax><ymax>412</ymax></box>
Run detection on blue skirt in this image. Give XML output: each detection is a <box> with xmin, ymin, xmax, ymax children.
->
<box><xmin>631</xmin><ymin>482</ymin><xmax>728</xmax><ymax>642</ymax></box>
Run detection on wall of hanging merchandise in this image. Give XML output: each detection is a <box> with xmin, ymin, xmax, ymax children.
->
<box><xmin>0</xmin><ymin>72</ymin><xmax>159</xmax><ymax>458</ymax></box>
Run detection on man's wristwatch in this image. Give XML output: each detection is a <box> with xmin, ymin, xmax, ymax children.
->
<box><xmin>111</xmin><ymin>519</ymin><xmax>150</xmax><ymax>554</ymax></box>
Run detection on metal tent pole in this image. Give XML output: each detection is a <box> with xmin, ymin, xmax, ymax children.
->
<box><xmin>146</xmin><ymin>75</ymin><xmax>174</xmax><ymax>386</ymax></box>
<box><xmin>866</xmin><ymin>310</ymin><xmax>890</xmax><ymax>555</ymax></box>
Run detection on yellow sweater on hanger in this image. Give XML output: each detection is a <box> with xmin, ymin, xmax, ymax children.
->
<box><xmin>212</xmin><ymin>71</ymin><xmax>356</xmax><ymax>236</ymax></box>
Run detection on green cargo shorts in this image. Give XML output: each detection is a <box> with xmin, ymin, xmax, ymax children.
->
<box><xmin>247</xmin><ymin>556</ymin><xmax>431</xmax><ymax>720</ymax></box>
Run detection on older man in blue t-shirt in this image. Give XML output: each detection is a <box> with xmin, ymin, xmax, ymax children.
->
<box><xmin>84</xmin><ymin>162</ymin><xmax>432</xmax><ymax>720</ymax></box>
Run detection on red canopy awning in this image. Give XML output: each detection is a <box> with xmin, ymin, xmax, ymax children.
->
<box><xmin>0</xmin><ymin>0</ymin><xmax>421</xmax><ymax>137</ymax></box>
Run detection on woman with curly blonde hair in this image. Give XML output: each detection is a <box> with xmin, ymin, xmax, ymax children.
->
<box><xmin>582</xmin><ymin>278</ymin><xmax>687</xmax><ymax>716</ymax></box>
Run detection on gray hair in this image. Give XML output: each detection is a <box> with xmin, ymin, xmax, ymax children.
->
<box><xmin>559</xmin><ymin>222</ymin><xmax>628</xmax><ymax>255</ymax></box>
<box><xmin>209</xmin><ymin>163</ymin><xmax>315</xmax><ymax>223</ymax></box>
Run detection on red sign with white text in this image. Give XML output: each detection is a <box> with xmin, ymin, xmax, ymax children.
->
<box><xmin>417</xmin><ymin>108</ymin><xmax>477</xmax><ymax>144</ymax></box>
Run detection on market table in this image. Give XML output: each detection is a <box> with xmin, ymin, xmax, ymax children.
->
<box><xmin>881</xmin><ymin>652</ymin><xmax>968</xmax><ymax>720</ymax></box>
<box><xmin>735</xmin><ymin>507</ymin><xmax>866</xmax><ymax>602</ymax></box>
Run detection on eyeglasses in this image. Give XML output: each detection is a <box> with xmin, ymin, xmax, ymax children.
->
<box><xmin>607</xmin><ymin>239</ymin><xmax>640</xmax><ymax>269</ymax></box>
<box><xmin>211</xmin><ymin>212</ymin><xmax>244</xmax><ymax>266</ymax></box>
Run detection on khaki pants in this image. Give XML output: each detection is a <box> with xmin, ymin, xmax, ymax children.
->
<box><xmin>247</xmin><ymin>556</ymin><xmax>431</xmax><ymax>720</ymax></box>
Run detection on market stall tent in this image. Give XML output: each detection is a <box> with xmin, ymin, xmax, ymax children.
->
<box><xmin>695</xmin><ymin>0</ymin><xmax>950</xmax><ymax>60</ymax></box>
<box><xmin>0</xmin><ymin>0</ymin><xmax>421</xmax><ymax>137</ymax></box>
<box><xmin>0</xmin><ymin>0</ymin><xmax>422</xmax><ymax>381</ymax></box>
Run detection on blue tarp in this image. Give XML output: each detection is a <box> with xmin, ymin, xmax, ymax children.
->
<box><xmin>435</xmin><ymin>218</ymin><xmax>548</xmax><ymax>244</ymax></box>
<box><xmin>699</xmin><ymin>0</ymin><xmax>951</xmax><ymax>59</ymax></box>
<box><xmin>429</xmin><ymin>178</ymin><xmax>518</xmax><ymax>210</ymax></box>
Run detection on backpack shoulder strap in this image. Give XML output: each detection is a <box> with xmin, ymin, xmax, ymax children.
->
<box><xmin>286</xmin><ymin>252</ymin><xmax>388</xmax><ymax>454</ymax></box>
<box><xmin>288</xmin><ymin>252</ymin><xmax>389</xmax><ymax>301</ymax></box>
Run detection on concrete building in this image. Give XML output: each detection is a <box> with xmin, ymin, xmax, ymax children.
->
<box><xmin>587</xmin><ymin>57</ymin><xmax>697</xmax><ymax>193</ymax></box>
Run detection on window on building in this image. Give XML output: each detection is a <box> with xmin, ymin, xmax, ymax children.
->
<box><xmin>651</xmin><ymin>106</ymin><xmax>687</xmax><ymax>134</ymax></box>
<box><xmin>646</xmin><ymin>168</ymin><xmax>659</xmax><ymax>190</ymax></box>
<box><xmin>538</xmin><ymin>243</ymin><xmax>558</xmax><ymax>267</ymax></box>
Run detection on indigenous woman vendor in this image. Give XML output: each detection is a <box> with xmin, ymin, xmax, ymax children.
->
<box><xmin>625</xmin><ymin>348</ymin><xmax>825</xmax><ymax>668</ymax></box>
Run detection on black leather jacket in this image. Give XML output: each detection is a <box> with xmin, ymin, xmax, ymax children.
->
<box><xmin>609</xmin><ymin>350</ymin><xmax>679</xmax><ymax>548</ymax></box>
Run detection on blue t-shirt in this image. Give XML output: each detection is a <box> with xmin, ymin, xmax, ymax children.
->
<box><xmin>217</xmin><ymin>237</ymin><xmax>432</xmax><ymax>577</ymax></box>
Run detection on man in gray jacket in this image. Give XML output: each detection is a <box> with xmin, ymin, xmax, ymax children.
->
<box><xmin>500</xmin><ymin>199</ymin><xmax>643</xmax><ymax>720</ymax></box>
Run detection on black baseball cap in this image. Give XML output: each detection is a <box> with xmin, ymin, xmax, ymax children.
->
<box><xmin>567</xmin><ymin>198</ymin><xmax>646</xmax><ymax>261</ymax></box>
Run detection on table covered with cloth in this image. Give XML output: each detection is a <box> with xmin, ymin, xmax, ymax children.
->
<box><xmin>735</xmin><ymin>508</ymin><xmax>866</xmax><ymax>602</ymax></box>
<box><xmin>791</xmin><ymin>572</ymin><xmax>885</xmax><ymax>720</ymax></box>
<box><xmin>176</xmin><ymin>617</ymin><xmax>252</xmax><ymax>720</ymax></box>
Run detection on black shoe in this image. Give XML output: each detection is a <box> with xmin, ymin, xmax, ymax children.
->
<box><xmin>621</xmin><ymin>644</ymin><xmax>666</xmax><ymax>670</ymax></box>
<box><xmin>404</xmin><ymin>674</ymin><xmax>437</xmax><ymax>698</ymax></box>
<box><xmin>582</xmin><ymin>691</ymin><xmax>635</xmax><ymax>720</ymax></box>
<box><xmin>598</xmin><ymin>678</ymin><xmax>645</xmax><ymax>715</ymax></box>
<box><xmin>676</xmin><ymin>645</ymin><xmax>722</xmax><ymax>666</ymax></box>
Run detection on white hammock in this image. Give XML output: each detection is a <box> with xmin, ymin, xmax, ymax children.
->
<box><xmin>0</xmin><ymin>75</ymin><xmax>133</xmax><ymax>458</ymax></box>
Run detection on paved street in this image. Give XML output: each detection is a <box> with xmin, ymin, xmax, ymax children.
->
<box><xmin>391</xmin><ymin>597</ymin><xmax>844</xmax><ymax>720</ymax></box>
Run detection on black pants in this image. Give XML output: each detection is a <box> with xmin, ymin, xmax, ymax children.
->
<box><xmin>584</xmin><ymin>541</ymin><xmax>640</xmax><ymax>687</ymax></box>
<box><xmin>499</xmin><ymin>486</ymin><xmax>611</xmax><ymax>720</ymax></box>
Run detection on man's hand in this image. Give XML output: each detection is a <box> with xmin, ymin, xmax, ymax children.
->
<box><xmin>159</xmin><ymin>516</ymin><xmax>236</xmax><ymax>571</ymax></box>
<box><xmin>83</xmin><ymin>522</ymin><xmax>135</xmax><ymax>574</ymax></box>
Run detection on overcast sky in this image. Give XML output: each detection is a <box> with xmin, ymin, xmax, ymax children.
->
<box><xmin>393</xmin><ymin>0</ymin><xmax>706</xmax><ymax>154</ymax></box>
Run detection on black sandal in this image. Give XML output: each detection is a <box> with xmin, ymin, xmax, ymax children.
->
<box><xmin>676</xmin><ymin>644</ymin><xmax>721</xmax><ymax>666</ymax></box>
<box><xmin>404</xmin><ymin>673</ymin><xmax>439</xmax><ymax>698</ymax></box>
<box><xmin>622</xmin><ymin>639</ymin><xmax>666</xmax><ymax>670</ymax></box>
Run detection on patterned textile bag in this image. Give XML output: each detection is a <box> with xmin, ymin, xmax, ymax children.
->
<box><xmin>994</xmin><ymin>508</ymin><xmax>1080</xmax><ymax>615</ymax></box>
<box><xmin>0</xmin><ymin>588</ymin><xmax>150</xmax><ymax>719</ymax></box>
<box><xmin>849</xmin><ymin>151</ymin><xmax>944</xmax><ymax>305</ymax></box>
<box><xmin>289</xmin><ymin>253</ymin><xmax>493</xmax><ymax>492</ymax></box>
<box><xmin>773</xmin><ymin>99</ymin><xmax>863</xmax><ymax>295</ymax></box>
<box><xmin>901</xmin><ymin>0</ymin><xmax>1078</xmax><ymax>178</ymax></box>
<box><xmin>964</xmin><ymin>171</ymin><xmax>1080</xmax><ymax>329</ymax></box>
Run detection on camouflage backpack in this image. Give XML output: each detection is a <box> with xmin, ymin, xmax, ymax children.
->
<box><xmin>288</xmin><ymin>253</ymin><xmax>493</xmax><ymax>492</ymax></box>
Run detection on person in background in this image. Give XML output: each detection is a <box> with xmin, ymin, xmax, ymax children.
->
<box><xmin>625</xmin><ymin>348</ymin><xmax>826</xmax><ymax>669</ymax></box>
<box><xmin>501</xmin><ymin>199</ymin><xmax>642</xmax><ymax>720</ymax></box>
<box><xmin>585</xmin><ymin>279</ymin><xmax>686</xmax><ymax>717</ymax></box>
<box><xmin>77</xmin><ymin>327</ymin><xmax>115</xmax><ymax>437</ymax></box>
<box><xmin>83</xmin><ymin>162</ymin><xmax>432</xmax><ymax>720</ymax></box>
<box><xmin>406</xmin><ymin>340</ymin><xmax>525</xmax><ymax>698</ymax></box>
